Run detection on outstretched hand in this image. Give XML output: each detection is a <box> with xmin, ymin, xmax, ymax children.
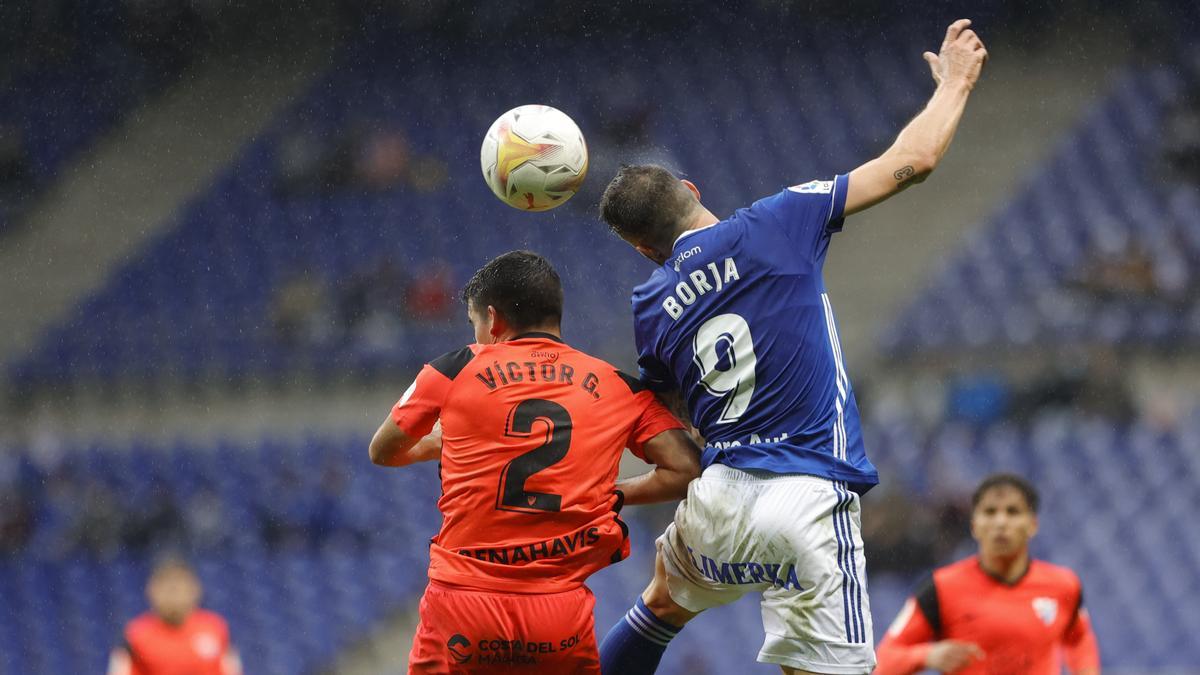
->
<box><xmin>924</xmin><ymin>19</ymin><xmax>988</xmax><ymax>89</ymax></box>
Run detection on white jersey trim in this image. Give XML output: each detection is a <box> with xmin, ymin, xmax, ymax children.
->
<box><xmin>821</xmin><ymin>293</ymin><xmax>849</xmax><ymax>461</ymax></box>
<box><xmin>672</xmin><ymin>221</ymin><xmax>719</xmax><ymax>248</ymax></box>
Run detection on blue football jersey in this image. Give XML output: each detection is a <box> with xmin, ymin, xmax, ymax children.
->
<box><xmin>632</xmin><ymin>174</ymin><xmax>878</xmax><ymax>492</ymax></box>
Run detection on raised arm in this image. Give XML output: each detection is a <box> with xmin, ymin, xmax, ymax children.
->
<box><xmin>844</xmin><ymin>18</ymin><xmax>988</xmax><ymax>216</ymax></box>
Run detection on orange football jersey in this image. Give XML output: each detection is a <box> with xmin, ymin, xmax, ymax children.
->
<box><xmin>392</xmin><ymin>333</ymin><xmax>685</xmax><ymax>594</ymax></box>
<box><xmin>123</xmin><ymin>609</ymin><xmax>231</xmax><ymax>675</ymax></box>
<box><xmin>876</xmin><ymin>556</ymin><xmax>1100</xmax><ymax>674</ymax></box>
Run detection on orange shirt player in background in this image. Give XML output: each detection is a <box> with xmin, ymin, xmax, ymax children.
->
<box><xmin>107</xmin><ymin>558</ymin><xmax>242</xmax><ymax>675</ymax></box>
<box><xmin>875</xmin><ymin>473</ymin><xmax>1099</xmax><ymax>674</ymax></box>
<box><xmin>369</xmin><ymin>250</ymin><xmax>702</xmax><ymax>674</ymax></box>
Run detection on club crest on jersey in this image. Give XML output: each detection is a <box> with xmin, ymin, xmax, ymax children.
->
<box><xmin>1032</xmin><ymin>597</ymin><xmax>1058</xmax><ymax>626</ymax></box>
<box><xmin>789</xmin><ymin>180</ymin><xmax>833</xmax><ymax>194</ymax></box>
<box><xmin>191</xmin><ymin>633</ymin><xmax>221</xmax><ymax>659</ymax></box>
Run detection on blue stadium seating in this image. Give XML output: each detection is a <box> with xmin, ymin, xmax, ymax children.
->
<box><xmin>1</xmin><ymin>434</ymin><xmax>439</xmax><ymax>674</ymax></box>
<box><xmin>885</xmin><ymin>52</ymin><xmax>1200</xmax><ymax>354</ymax></box>
<box><xmin>2</xmin><ymin>408</ymin><xmax>1197</xmax><ymax>672</ymax></box>
<box><xmin>15</xmin><ymin>16</ymin><xmax>1200</xmax><ymax>379</ymax></box>
<box><xmin>10</xmin><ymin>20</ymin><xmax>932</xmax><ymax>386</ymax></box>
<box><xmin>0</xmin><ymin>0</ymin><xmax>181</xmax><ymax>232</ymax></box>
<box><xmin>6</xmin><ymin>5</ymin><xmax>1200</xmax><ymax>673</ymax></box>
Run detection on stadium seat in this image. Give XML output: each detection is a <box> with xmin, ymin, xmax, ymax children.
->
<box><xmin>3</xmin><ymin>406</ymin><xmax>1198</xmax><ymax>671</ymax></box>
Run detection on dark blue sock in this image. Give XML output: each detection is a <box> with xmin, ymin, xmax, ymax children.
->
<box><xmin>599</xmin><ymin>597</ymin><xmax>682</xmax><ymax>674</ymax></box>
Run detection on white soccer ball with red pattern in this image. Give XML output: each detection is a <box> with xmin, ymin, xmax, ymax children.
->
<box><xmin>480</xmin><ymin>105</ymin><xmax>588</xmax><ymax>211</ymax></box>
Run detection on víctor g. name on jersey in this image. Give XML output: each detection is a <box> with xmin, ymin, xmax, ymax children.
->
<box><xmin>662</xmin><ymin>256</ymin><xmax>741</xmax><ymax>321</ymax></box>
<box><xmin>474</xmin><ymin>360</ymin><xmax>603</xmax><ymax>399</ymax></box>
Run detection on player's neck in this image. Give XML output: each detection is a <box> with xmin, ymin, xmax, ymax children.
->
<box><xmin>676</xmin><ymin>210</ymin><xmax>719</xmax><ymax>240</ymax></box>
<box><xmin>657</xmin><ymin>211</ymin><xmax>720</xmax><ymax>263</ymax></box>
<box><xmin>495</xmin><ymin>324</ymin><xmax>562</xmax><ymax>342</ymax></box>
<box><xmin>156</xmin><ymin>612</ymin><xmax>190</xmax><ymax>627</ymax></box>
<box><xmin>978</xmin><ymin>549</ymin><xmax>1031</xmax><ymax>585</ymax></box>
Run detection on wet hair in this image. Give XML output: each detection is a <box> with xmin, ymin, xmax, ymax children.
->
<box><xmin>461</xmin><ymin>250</ymin><xmax>563</xmax><ymax>330</ymax></box>
<box><xmin>972</xmin><ymin>473</ymin><xmax>1040</xmax><ymax>513</ymax></box>
<box><xmin>599</xmin><ymin>164</ymin><xmax>698</xmax><ymax>250</ymax></box>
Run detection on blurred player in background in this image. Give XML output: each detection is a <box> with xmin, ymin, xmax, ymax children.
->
<box><xmin>369</xmin><ymin>250</ymin><xmax>701</xmax><ymax>673</ymax></box>
<box><xmin>595</xmin><ymin>19</ymin><xmax>987</xmax><ymax>675</ymax></box>
<box><xmin>875</xmin><ymin>473</ymin><xmax>1100</xmax><ymax>674</ymax></box>
<box><xmin>106</xmin><ymin>557</ymin><xmax>242</xmax><ymax>675</ymax></box>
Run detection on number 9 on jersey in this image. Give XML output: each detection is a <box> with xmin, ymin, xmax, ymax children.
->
<box><xmin>692</xmin><ymin>314</ymin><xmax>757</xmax><ymax>424</ymax></box>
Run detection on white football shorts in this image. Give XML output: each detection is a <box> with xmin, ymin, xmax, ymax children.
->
<box><xmin>657</xmin><ymin>464</ymin><xmax>875</xmax><ymax>674</ymax></box>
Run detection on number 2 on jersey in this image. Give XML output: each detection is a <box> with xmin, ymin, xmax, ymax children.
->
<box><xmin>693</xmin><ymin>313</ymin><xmax>757</xmax><ymax>423</ymax></box>
<box><xmin>496</xmin><ymin>399</ymin><xmax>572</xmax><ymax>513</ymax></box>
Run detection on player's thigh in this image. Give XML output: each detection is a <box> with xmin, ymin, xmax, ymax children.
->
<box><xmin>653</xmin><ymin>467</ymin><xmax>769</xmax><ymax>615</ymax></box>
<box><xmin>409</xmin><ymin>585</ymin><xmax>454</xmax><ymax>674</ymax></box>
<box><xmin>756</xmin><ymin>481</ymin><xmax>874</xmax><ymax>674</ymax></box>
<box><xmin>408</xmin><ymin>581</ymin><xmax>599</xmax><ymax>674</ymax></box>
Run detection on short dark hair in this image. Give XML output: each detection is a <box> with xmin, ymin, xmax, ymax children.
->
<box><xmin>599</xmin><ymin>164</ymin><xmax>697</xmax><ymax>250</ymax></box>
<box><xmin>461</xmin><ymin>250</ymin><xmax>563</xmax><ymax>330</ymax></box>
<box><xmin>972</xmin><ymin>473</ymin><xmax>1040</xmax><ymax>513</ymax></box>
<box><xmin>149</xmin><ymin>555</ymin><xmax>196</xmax><ymax>581</ymax></box>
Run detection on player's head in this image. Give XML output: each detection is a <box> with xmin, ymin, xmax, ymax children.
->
<box><xmin>461</xmin><ymin>250</ymin><xmax>564</xmax><ymax>343</ymax></box>
<box><xmin>600</xmin><ymin>164</ymin><xmax>704</xmax><ymax>263</ymax></box>
<box><xmin>146</xmin><ymin>557</ymin><xmax>202</xmax><ymax>625</ymax></box>
<box><xmin>970</xmin><ymin>473</ymin><xmax>1039</xmax><ymax>559</ymax></box>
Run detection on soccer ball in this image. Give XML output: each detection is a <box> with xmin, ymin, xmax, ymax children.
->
<box><xmin>480</xmin><ymin>105</ymin><xmax>588</xmax><ymax>211</ymax></box>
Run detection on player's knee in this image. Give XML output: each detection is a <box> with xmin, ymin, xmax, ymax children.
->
<box><xmin>640</xmin><ymin>580</ymin><xmax>693</xmax><ymax>627</ymax></box>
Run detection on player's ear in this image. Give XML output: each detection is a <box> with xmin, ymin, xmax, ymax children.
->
<box><xmin>634</xmin><ymin>243</ymin><xmax>666</xmax><ymax>266</ymax></box>
<box><xmin>486</xmin><ymin>305</ymin><xmax>505</xmax><ymax>341</ymax></box>
<box><xmin>681</xmin><ymin>179</ymin><xmax>701</xmax><ymax>201</ymax></box>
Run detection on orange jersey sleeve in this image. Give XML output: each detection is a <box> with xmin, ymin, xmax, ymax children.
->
<box><xmin>875</xmin><ymin>580</ymin><xmax>937</xmax><ymax>675</ymax></box>
<box><xmin>1063</xmin><ymin>598</ymin><xmax>1101</xmax><ymax>673</ymax></box>
<box><xmin>391</xmin><ymin>347</ymin><xmax>477</xmax><ymax>438</ymax></box>
<box><xmin>624</xmin><ymin>387</ymin><xmax>685</xmax><ymax>460</ymax></box>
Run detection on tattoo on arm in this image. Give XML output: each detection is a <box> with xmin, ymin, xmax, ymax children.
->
<box><xmin>894</xmin><ymin>165</ymin><xmax>916</xmax><ymax>184</ymax></box>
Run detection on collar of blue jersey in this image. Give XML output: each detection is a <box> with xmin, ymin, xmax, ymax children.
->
<box><xmin>672</xmin><ymin>222</ymin><xmax>719</xmax><ymax>251</ymax></box>
<box><xmin>510</xmin><ymin>332</ymin><xmax>565</xmax><ymax>344</ymax></box>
